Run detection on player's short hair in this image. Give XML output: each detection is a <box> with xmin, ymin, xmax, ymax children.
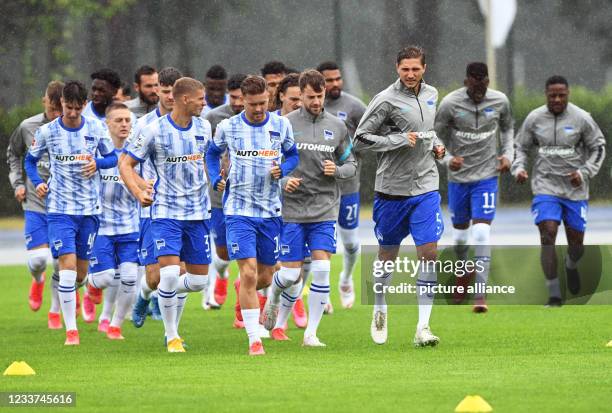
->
<box><xmin>545</xmin><ymin>75</ymin><xmax>569</xmax><ymax>89</ymax></box>
<box><xmin>275</xmin><ymin>73</ymin><xmax>300</xmax><ymax>107</ymax></box>
<box><xmin>240</xmin><ymin>75</ymin><xmax>267</xmax><ymax>96</ymax></box>
<box><xmin>45</xmin><ymin>80</ymin><xmax>65</xmax><ymax>108</ymax></box>
<box><xmin>316</xmin><ymin>61</ymin><xmax>339</xmax><ymax>73</ymax></box>
<box><xmin>285</xmin><ymin>67</ymin><xmax>300</xmax><ymax>74</ymax></box>
<box><xmin>466</xmin><ymin>62</ymin><xmax>488</xmax><ymax>79</ymax></box>
<box><xmin>105</xmin><ymin>101</ymin><xmax>130</xmax><ymax>116</ymax></box>
<box><xmin>158</xmin><ymin>67</ymin><xmax>183</xmax><ymax>87</ymax></box>
<box><xmin>206</xmin><ymin>65</ymin><xmax>228</xmax><ymax>80</ymax></box>
<box><xmin>134</xmin><ymin>65</ymin><xmax>157</xmax><ymax>84</ymax></box>
<box><xmin>172</xmin><ymin>77</ymin><xmax>204</xmax><ymax>99</ymax></box>
<box><xmin>396</xmin><ymin>45</ymin><xmax>426</xmax><ymax>65</ymax></box>
<box><xmin>90</xmin><ymin>68</ymin><xmax>121</xmax><ymax>90</ymax></box>
<box><xmin>299</xmin><ymin>69</ymin><xmax>325</xmax><ymax>93</ymax></box>
<box><xmin>228</xmin><ymin>73</ymin><xmax>247</xmax><ymax>91</ymax></box>
<box><xmin>119</xmin><ymin>81</ymin><xmax>131</xmax><ymax>96</ymax></box>
<box><xmin>62</xmin><ymin>80</ymin><xmax>88</xmax><ymax>105</ymax></box>
<box><xmin>261</xmin><ymin>61</ymin><xmax>287</xmax><ymax>77</ymax></box>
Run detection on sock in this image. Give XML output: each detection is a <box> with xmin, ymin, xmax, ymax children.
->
<box><xmin>176</xmin><ymin>273</ymin><xmax>209</xmax><ymax>293</ymax></box>
<box><xmin>565</xmin><ymin>254</ymin><xmax>578</xmax><ymax>269</ymax></box>
<box><xmin>453</xmin><ymin>228</ymin><xmax>469</xmax><ymax>262</ymax></box>
<box><xmin>140</xmin><ymin>277</ymin><xmax>154</xmax><ymax>300</ymax></box>
<box><xmin>299</xmin><ymin>258</ymin><xmax>312</xmax><ymax>296</ymax></box>
<box><xmin>374</xmin><ymin>271</ymin><xmax>392</xmax><ymax>313</ymax></box>
<box><xmin>275</xmin><ymin>280</ymin><xmax>302</xmax><ymax>329</ymax></box>
<box><xmin>27</xmin><ymin>248</ymin><xmax>48</xmax><ymax>282</ymax></box>
<box><xmin>158</xmin><ymin>265</ymin><xmax>180</xmax><ymax>341</ymax></box>
<box><xmin>50</xmin><ymin>272</ymin><xmax>61</xmax><ymax>313</ymax></box>
<box><xmin>472</xmin><ymin>223</ymin><xmax>491</xmax><ymax>300</ymax></box>
<box><xmin>76</xmin><ymin>275</ymin><xmax>88</xmax><ymax>290</ymax></box>
<box><xmin>214</xmin><ymin>256</ymin><xmax>231</xmax><ymax>279</ymax></box>
<box><xmin>546</xmin><ymin>277</ymin><xmax>561</xmax><ymax>298</ymax></box>
<box><xmin>241</xmin><ymin>308</ymin><xmax>261</xmax><ymax>345</ymax></box>
<box><xmin>58</xmin><ymin>270</ymin><xmax>77</xmax><ymax>331</ymax></box>
<box><xmin>304</xmin><ymin>260</ymin><xmax>330</xmax><ymax>338</ymax></box>
<box><xmin>416</xmin><ymin>264</ymin><xmax>437</xmax><ymax>329</ymax></box>
<box><xmin>339</xmin><ymin>227</ymin><xmax>360</xmax><ymax>284</ymax></box>
<box><xmin>88</xmin><ymin>269</ymin><xmax>115</xmax><ymax>290</ymax></box>
<box><xmin>110</xmin><ymin>262</ymin><xmax>138</xmax><ymax>328</ymax></box>
<box><xmin>176</xmin><ymin>293</ymin><xmax>188</xmax><ymax>332</ymax></box>
<box><xmin>100</xmin><ymin>272</ymin><xmax>120</xmax><ymax>322</ymax></box>
<box><xmin>271</xmin><ymin>267</ymin><xmax>301</xmax><ymax>304</ymax></box>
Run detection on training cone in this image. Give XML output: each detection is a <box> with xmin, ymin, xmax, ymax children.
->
<box><xmin>455</xmin><ymin>395</ymin><xmax>493</xmax><ymax>412</ymax></box>
<box><xmin>606</xmin><ymin>340</ymin><xmax>612</xmax><ymax>347</ymax></box>
<box><xmin>3</xmin><ymin>361</ymin><xmax>36</xmax><ymax>376</ymax></box>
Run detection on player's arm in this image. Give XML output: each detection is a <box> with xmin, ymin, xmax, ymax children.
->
<box><xmin>206</xmin><ymin>121</ymin><xmax>229</xmax><ymax>191</ymax></box>
<box><xmin>511</xmin><ymin>113</ymin><xmax>535</xmax><ymax>183</ymax></box>
<box><xmin>575</xmin><ymin>114</ymin><xmax>606</xmax><ymax>185</ymax></box>
<box><xmin>119</xmin><ymin>154</ymin><xmax>153</xmax><ymax>207</ymax></box>
<box><xmin>273</xmin><ymin>120</ymin><xmax>299</xmax><ymax>179</ymax></box>
<box><xmin>328</xmin><ymin>129</ymin><xmax>356</xmax><ymax>179</ymax></box>
<box><xmin>6</xmin><ymin>123</ymin><xmax>26</xmax><ymax>201</ymax></box>
<box><xmin>24</xmin><ymin>128</ymin><xmax>47</xmax><ymax>197</ymax></box>
<box><xmin>497</xmin><ymin>97</ymin><xmax>515</xmax><ymax>173</ymax></box>
<box><xmin>119</xmin><ymin>152</ymin><xmax>150</xmax><ymax>190</ymax></box>
<box><xmin>433</xmin><ymin>98</ymin><xmax>455</xmax><ymax>166</ymax></box>
<box><xmin>354</xmin><ymin>100</ymin><xmax>414</xmax><ymax>153</ymax></box>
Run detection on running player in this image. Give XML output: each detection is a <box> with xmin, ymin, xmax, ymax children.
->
<box><xmin>261</xmin><ymin>61</ymin><xmax>287</xmax><ymax>111</ymax></box>
<box><xmin>122</xmin><ymin>77</ymin><xmax>212</xmax><ymax>352</ymax></box>
<box><xmin>86</xmin><ymin>102</ymin><xmax>139</xmax><ymax>339</ymax></box>
<box><xmin>201</xmin><ymin>65</ymin><xmax>228</xmax><ymax>116</ymax></box>
<box><xmin>202</xmin><ymin>73</ymin><xmax>246</xmax><ymax>312</ymax></box>
<box><xmin>512</xmin><ymin>75</ymin><xmax>605</xmax><ymax>307</ymax></box>
<box><xmin>83</xmin><ymin>69</ymin><xmax>122</xmax><ymax>121</ymax></box>
<box><xmin>24</xmin><ymin>80</ymin><xmax>118</xmax><ymax>345</ymax></box>
<box><xmin>206</xmin><ymin>75</ymin><xmax>298</xmax><ymax>355</ymax></box>
<box><xmin>317</xmin><ymin>61</ymin><xmax>367</xmax><ymax>310</ymax></box>
<box><xmin>434</xmin><ymin>62</ymin><xmax>514</xmax><ymax>312</ymax></box>
<box><xmin>126</xmin><ymin>65</ymin><xmax>159</xmax><ymax>118</ymax></box>
<box><xmin>7</xmin><ymin>81</ymin><xmax>63</xmax><ymax>326</ymax></box>
<box><xmin>354</xmin><ymin>46</ymin><xmax>446</xmax><ymax>347</ymax></box>
<box><xmin>115</xmin><ymin>82</ymin><xmax>132</xmax><ymax>102</ymax></box>
<box><xmin>275</xmin><ymin>73</ymin><xmax>302</xmax><ymax>116</ymax></box>
<box><xmin>263</xmin><ymin>69</ymin><xmax>356</xmax><ymax>346</ymax></box>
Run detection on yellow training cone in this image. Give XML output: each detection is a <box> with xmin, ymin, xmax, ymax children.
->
<box><xmin>606</xmin><ymin>340</ymin><xmax>612</xmax><ymax>347</ymax></box>
<box><xmin>3</xmin><ymin>361</ymin><xmax>36</xmax><ymax>376</ymax></box>
<box><xmin>455</xmin><ymin>395</ymin><xmax>493</xmax><ymax>412</ymax></box>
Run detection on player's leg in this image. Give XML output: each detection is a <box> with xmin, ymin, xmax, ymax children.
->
<box><xmin>337</xmin><ymin>192</ymin><xmax>361</xmax><ymax>309</ymax></box>
<box><xmin>49</xmin><ymin>258</ymin><xmax>62</xmax><ymax>329</ymax></box>
<box><xmin>108</xmin><ymin>233</ymin><xmax>140</xmax><ymax>339</ymax></box>
<box><xmin>532</xmin><ymin>195</ymin><xmax>562</xmax><ymax>306</ymax></box>
<box><xmin>87</xmin><ymin>234</ymin><xmax>115</xmax><ymax>327</ymax></box>
<box><xmin>74</xmin><ymin>215</ymin><xmax>101</xmax><ymax>330</ymax></box>
<box><xmin>204</xmin><ymin>208</ymin><xmax>231</xmax><ymax>309</ymax></box>
<box><xmin>562</xmin><ymin>199</ymin><xmax>587</xmax><ymax>296</ymax></box>
<box><xmin>292</xmin><ymin>251</ymin><xmax>310</xmax><ymax>327</ymax></box>
<box><xmin>98</xmin><ymin>270</ymin><xmax>119</xmax><ymax>332</ymax></box>
<box><xmin>448</xmin><ymin>181</ymin><xmax>472</xmax><ymax>304</ymax></box>
<box><xmin>24</xmin><ymin>211</ymin><xmax>50</xmax><ymax>311</ymax></box>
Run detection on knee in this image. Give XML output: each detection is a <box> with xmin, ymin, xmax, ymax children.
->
<box><xmin>27</xmin><ymin>249</ymin><xmax>49</xmax><ymax>272</ymax></box>
<box><xmin>539</xmin><ymin>231</ymin><xmax>556</xmax><ymax>245</ymax></box>
<box><xmin>471</xmin><ymin>223</ymin><xmax>490</xmax><ymax>245</ymax></box>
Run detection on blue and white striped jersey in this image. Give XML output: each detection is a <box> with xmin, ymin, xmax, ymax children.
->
<box><xmin>213</xmin><ymin>111</ymin><xmax>295</xmax><ymax>218</ymax></box>
<box><xmin>128</xmin><ymin>114</ymin><xmax>212</xmax><ymax>221</ymax></box>
<box><xmin>98</xmin><ymin>148</ymin><xmax>139</xmax><ymax>235</ymax></box>
<box><xmin>28</xmin><ymin>116</ymin><xmax>114</xmax><ymax>215</ymax></box>
<box><xmin>82</xmin><ymin>101</ymin><xmax>106</xmax><ymax>121</ymax></box>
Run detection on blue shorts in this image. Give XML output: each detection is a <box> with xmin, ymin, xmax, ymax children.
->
<box><xmin>225</xmin><ymin>216</ymin><xmax>281</xmax><ymax>266</ymax></box>
<box><xmin>138</xmin><ymin>218</ymin><xmax>156</xmax><ymax>266</ymax></box>
<box><xmin>210</xmin><ymin>207</ymin><xmax>227</xmax><ymax>248</ymax></box>
<box><xmin>338</xmin><ymin>192</ymin><xmax>360</xmax><ymax>229</ymax></box>
<box><xmin>448</xmin><ymin>177</ymin><xmax>498</xmax><ymax>226</ymax></box>
<box><xmin>47</xmin><ymin>214</ymin><xmax>99</xmax><ymax>260</ymax></box>
<box><xmin>280</xmin><ymin>221</ymin><xmax>337</xmax><ymax>262</ymax></box>
<box><xmin>531</xmin><ymin>195</ymin><xmax>587</xmax><ymax>233</ymax></box>
<box><xmin>373</xmin><ymin>191</ymin><xmax>444</xmax><ymax>247</ymax></box>
<box><xmin>151</xmin><ymin>219</ymin><xmax>212</xmax><ymax>265</ymax></box>
<box><xmin>90</xmin><ymin>232</ymin><xmax>140</xmax><ymax>273</ymax></box>
<box><xmin>24</xmin><ymin>211</ymin><xmax>48</xmax><ymax>250</ymax></box>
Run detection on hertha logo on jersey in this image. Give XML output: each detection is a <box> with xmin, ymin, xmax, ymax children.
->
<box><xmin>164</xmin><ymin>153</ymin><xmax>204</xmax><ymax>163</ymax></box>
<box><xmin>269</xmin><ymin>130</ymin><xmax>281</xmax><ymax>144</ymax></box>
<box><xmin>235</xmin><ymin>149</ymin><xmax>280</xmax><ymax>158</ymax></box>
<box><xmin>323</xmin><ymin>129</ymin><xmax>334</xmax><ymax>140</ymax></box>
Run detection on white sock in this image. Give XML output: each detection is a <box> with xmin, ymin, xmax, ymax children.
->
<box><xmin>50</xmin><ymin>272</ymin><xmax>61</xmax><ymax>314</ymax></box>
<box><xmin>100</xmin><ymin>272</ymin><xmax>120</xmax><ymax>322</ymax></box>
<box><xmin>214</xmin><ymin>256</ymin><xmax>231</xmax><ymax>279</ymax></box>
<box><xmin>374</xmin><ymin>271</ymin><xmax>392</xmax><ymax>313</ymax></box>
<box><xmin>416</xmin><ymin>265</ymin><xmax>437</xmax><ymax>329</ymax></box>
<box><xmin>241</xmin><ymin>308</ymin><xmax>261</xmax><ymax>345</ymax></box>
<box><xmin>140</xmin><ymin>277</ymin><xmax>154</xmax><ymax>300</ymax></box>
<box><xmin>110</xmin><ymin>262</ymin><xmax>138</xmax><ymax>328</ymax></box>
<box><xmin>176</xmin><ymin>273</ymin><xmax>209</xmax><ymax>294</ymax></box>
<box><xmin>565</xmin><ymin>254</ymin><xmax>578</xmax><ymax>269</ymax></box>
<box><xmin>158</xmin><ymin>265</ymin><xmax>180</xmax><ymax>341</ymax></box>
<box><xmin>472</xmin><ymin>223</ymin><xmax>491</xmax><ymax>300</ymax></box>
<box><xmin>89</xmin><ymin>269</ymin><xmax>115</xmax><ymax>290</ymax></box>
<box><xmin>271</xmin><ymin>267</ymin><xmax>301</xmax><ymax>304</ymax></box>
<box><xmin>546</xmin><ymin>277</ymin><xmax>561</xmax><ymax>298</ymax></box>
<box><xmin>274</xmin><ymin>280</ymin><xmax>302</xmax><ymax>329</ymax></box>
<box><xmin>339</xmin><ymin>228</ymin><xmax>360</xmax><ymax>284</ymax></box>
<box><xmin>58</xmin><ymin>270</ymin><xmax>77</xmax><ymax>331</ymax></box>
<box><xmin>299</xmin><ymin>258</ymin><xmax>312</xmax><ymax>295</ymax></box>
<box><xmin>27</xmin><ymin>249</ymin><xmax>48</xmax><ymax>282</ymax></box>
<box><xmin>176</xmin><ymin>293</ymin><xmax>188</xmax><ymax>332</ymax></box>
<box><xmin>304</xmin><ymin>260</ymin><xmax>330</xmax><ymax>337</ymax></box>
<box><xmin>453</xmin><ymin>228</ymin><xmax>470</xmax><ymax>262</ymax></box>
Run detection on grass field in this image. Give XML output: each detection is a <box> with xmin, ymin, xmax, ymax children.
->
<box><xmin>1</xmin><ymin>260</ymin><xmax>611</xmax><ymax>413</ymax></box>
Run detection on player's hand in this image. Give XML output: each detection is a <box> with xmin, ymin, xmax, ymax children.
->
<box><xmin>496</xmin><ymin>156</ymin><xmax>511</xmax><ymax>173</ymax></box>
<box><xmin>35</xmin><ymin>183</ymin><xmax>48</xmax><ymax>198</ymax></box>
<box><xmin>216</xmin><ymin>169</ymin><xmax>227</xmax><ymax>192</ymax></box>
<box><xmin>449</xmin><ymin>156</ymin><xmax>464</xmax><ymax>171</ymax></box>
<box><xmin>270</xmin><ymin>160</ymin><xmax>282</xmax><ymax>180</ymax></box>
<box><xmin>14</xmin><ymin>186</ymin><xmax>26</xmax><ymax>202</ymax></box>
<box><xmin>323</xmin><ymin>160</ymin><xmax>336</xmax><ymax>176</ymax></box>
<box><xmin>81</xmin><ymin>156</ymin><xmax>97</xmax><ymax>178</ymax></box>
<box><xmin>137</xmin><ymin>186</ymin><xmax>154</xmax><ymax>207</ymax></box>
<box><xmin>284</xmin><ymin>177</ymin><xmax>303</xmax><ymax>193</ymax></box>
<box><xmin>568</xmin><ymin>170</ymin><xmax>583</xmax><ymax>187</ymax></box>
<box><xmin>516</xmin><ymin>170</ymin><xmax>528</xmax><ymax>184</ymax></box>
<box><xmin>432</xmin><ymin>145</ymin><xmax>446</xmax><ymax>160</ymax></box>
<box><xmin>406</xmin><ymin>132</ymin><xmax>418</xmax><ymax>147</ymax></box>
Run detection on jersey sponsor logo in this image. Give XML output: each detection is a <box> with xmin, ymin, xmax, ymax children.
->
<box><xmin>164</xmin><ymin>153</ymin><xmax>203</xmax><ymax>163</ymax></box>
<box><xmin>38</xmin><ymin>161</ymin><xmax>51</xmax><ymax>169</ymax></box>
<box><xmin>337</xmin><ymin>111</ymin><xmax>348</xmax><ymax>120</ymax></box>
<box><xmin>416</xmin><ymin>131</ymin><xmax>438</xmax><ymax>140</ymax></box>
<box><xmin>100</xmin><ymin>174</ymin><xmax>125</xmax><ymax>184</ymax></box>
<box><xmin>538</xmin><ymin>146</ymin><xmax>576</xmax><ymax>157</ymax></box>
<box><xmin>323</xmin><ymin>129</ymin><xmax>334</xmax><ymax>140</ymax></box>
<box><xmin>296</xmin><ymin>142</ymin><xmax>335</xmax><ymax>152</ymax></box>
<box><xmin>235</xmin><ymin>149</ymin><xmax>280</xmax><ymax>158</ymax></box>
<box><xmin>455</xmin><ymin>130</ymin><xmax>495</xmax><ymax>142</ymax></box>
<box><xmin>54</xmin><ymin>153</ymin><xmax>91</xmax><ymax>163</ymax></box>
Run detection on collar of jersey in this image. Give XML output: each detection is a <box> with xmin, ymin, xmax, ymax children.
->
<box><xmin>396</xmin><ymin>78</ymin><xmax>426</xmax><ymax>96</ymax></box>
<box><xmin>300</xmin><ymin>106</ymin><xmax>326</xmax><ymax>122</ymax></box>
<box><xmin>241</xmin><ymin>111</ymin><xmax>269</xmax><ymax>127</ymax></box>
<box><xmin>166</xmin><ymin>113</ymin><xmax>193</xmax><ymax>131</ymax></box>
<box><xmin>59</xmin><ymin>116</ymin><xmax>85</xmax><ymax>132</ymax></box>
<box><xmin>155</xmin><ymin>107</ymin><xmax>162</xmax><ymax>118</ymax></box>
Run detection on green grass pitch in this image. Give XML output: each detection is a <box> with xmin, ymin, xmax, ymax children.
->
<box><xmin>1</xmin><ymin>259</ymin><xmax>611</xmax><ymax>412</ymax></box>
